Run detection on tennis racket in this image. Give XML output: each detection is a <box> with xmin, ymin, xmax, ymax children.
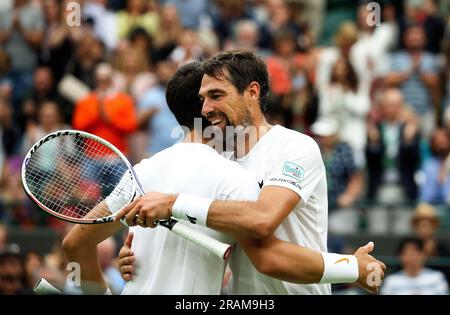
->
<box><xmin>21</xmin><ymin>130</ymin><xmax>232</xmax><ymax>260</ymax></box>
<box><xmin>33</xmin><ymin>278</ymin><xmax>63</xmax><ymax>295</ymax></box>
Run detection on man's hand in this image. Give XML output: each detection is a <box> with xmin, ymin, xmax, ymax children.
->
<box><xmin>118</xmin><ymin>232</ymin><xmax>135</xmax><ymax>281</ymax></box>
<box><xmin>354</xmin><ymin>242</ymin><xmax>386</xmax><ymax>294</ymax></box>
<box><xmin>115</xmin><ymin>192</ymin><xmax>177</xmax><ymax>227</ymax></box>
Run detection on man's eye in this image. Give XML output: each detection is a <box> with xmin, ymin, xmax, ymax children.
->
<box><xmin>211</xmin><ymin>95</ymin><xmax>220</xmax><ymax>100</ymax></box>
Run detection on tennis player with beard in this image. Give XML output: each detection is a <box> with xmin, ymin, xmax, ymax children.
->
<box><xmin>116</xmin><ymin>50</ymin><xmax>386</xmax><ymax>294</ymax></box>
<box><xmin>63</xmin><ymin>61</ymin><xmax>382</xmax><ymax>295</ymax></box>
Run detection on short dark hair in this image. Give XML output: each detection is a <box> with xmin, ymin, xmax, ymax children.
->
<box><xmin>166</xmin><ymin>61</ymin><xmax>205</xmax><ymax>130</ymax></box>
<box><xmin>396</xmin><ymin>237</ymin><xmax>424</xmax><ymax>255</ymax></box>
<box><xmin>202</xmin><ymin>49</ymin><xmax>270</xmax><ymax>111</ymax></box>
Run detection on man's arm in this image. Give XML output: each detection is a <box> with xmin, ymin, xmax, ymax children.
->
<box><xmin>116</xmin><ymin>186</ymin><xmax>298</xmax><ymax>239</ymax></box>
<box><xmin>207</xmin><ymin>186</ymin><xmax>299</xmax><ymax>239</ymax></box>
<box><xmin>62</xmin><ymin>201</ymin><xmax>123</xmax><ymax>294</ymax></box>
<box><xmin>237</xmin><ymin>236</ymin><xmax>385</xmax><ymax>293</ymax></box>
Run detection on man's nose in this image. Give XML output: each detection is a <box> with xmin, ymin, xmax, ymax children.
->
<box><xmin>201</xmin><ymin>98</ymin><xmax>214</xmax><ymax>117</ymax></box>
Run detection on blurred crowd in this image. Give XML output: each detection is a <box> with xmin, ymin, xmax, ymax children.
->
<box><xmin>1</xmin><ymin>0</ymin><xmax>450</xmax><ymax>294</ymax></box>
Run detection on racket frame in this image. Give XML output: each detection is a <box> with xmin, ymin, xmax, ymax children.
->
<box><xmin>22</xmin><ymin>129</ymin><xmax>232</xmax><ymax>260</ymax></box>
<box><xmin>21</xmin><ymin>129</ymin><xmax>141</xmax><ymax>224</ymax></box>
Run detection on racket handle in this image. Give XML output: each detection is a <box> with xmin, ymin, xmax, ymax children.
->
<box><xmin>34</xmin><ymin>278</ymin><xmax>63</xmax><ymax>295</ymax></box>
<box><xmin>168</xmin><ymin>221</ymin><xmax>232</xmax><ymax>260</ymax></box>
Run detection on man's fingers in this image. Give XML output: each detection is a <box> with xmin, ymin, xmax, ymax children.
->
<box><xmin>115</xmin><ymin>198</ymin><xmax>140</xmax><ymax>221</ymax></box>
<box><xmin>119</xmin><ymin>255</ymin><xmax>135</xmax><ymax>267</ymax></box>
<box><xmin>118</xmin><ymin>249</ymin><xmax>134</xmax><ymax>260</ymax></box>
<box><xmin>120</xmin><ymin>265</ymin><xmax>134</xmax><ymax>275</ymax></box>
<box><xmin>355</xmin><ymin>241</ymin><xmax>374</xmax><ymax>255</ymax></box>
<box><xmin>122</xmin><ymin>273</ymin><xmax>132</xmax><ymax>282</ymax></box>
<box><xmin>125</xmin><ymin>232</ymin><xmax>134</xmax><ymax>248</ymax></box>
<box><xmin>379</xmin><ymin>260</ymin><xmax>387</xmax><ymax>272</ymax></box>
<box><xmin>124</xmin><ymin>207</ymin><xmax>141</xmax><ymax>226</ymax></box>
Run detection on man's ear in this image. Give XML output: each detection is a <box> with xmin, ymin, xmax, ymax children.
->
<box><xmin>247</xmin><ymin>81</ymin><xmax>261</xmax><ymax>101</ymax></box>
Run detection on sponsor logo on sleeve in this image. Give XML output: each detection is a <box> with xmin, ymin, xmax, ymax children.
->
<box><xmin>268</xmin><ymin>178</ymin><xmax>302</xmax><ymax>190</ymax></box>
<box><xmin>282</xmin><ymin>161</ymin><xmax>305</xmax><ymax>181</ymax></box>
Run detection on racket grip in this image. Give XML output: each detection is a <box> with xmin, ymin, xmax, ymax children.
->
<box><xmin>170</xmin><ymin>222</ymin><xmax>232</xmax><ymax>260</ymax></box>
<box><xmin>33</xmin><ymin>278</ymin><xmax>63</xmax><ymax>295</ymax></box>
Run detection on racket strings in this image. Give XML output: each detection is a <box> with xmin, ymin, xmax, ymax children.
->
<box><xmin>25</xmin><ymin>135</ymin><xmax>134</xmax><ymax>220</ymax></box>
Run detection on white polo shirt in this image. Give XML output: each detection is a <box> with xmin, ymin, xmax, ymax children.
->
<box><xmin>115</xmin><ymin>143</ymin><xmax>259</xmax><ymax>295</ymax></box>
<box><xmin>230</xmin><ymin>125</ymin><xmax>331</xmax><ymax>295</ymax></box>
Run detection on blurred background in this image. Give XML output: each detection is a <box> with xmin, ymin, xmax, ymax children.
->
<box><xmin>1</xmin><ymin>0</ymin><xmax>450</xmax><ymax>295</ymax></box>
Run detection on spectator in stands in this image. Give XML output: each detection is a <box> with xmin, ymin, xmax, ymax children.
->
<box><xmin>318</xmin><ymin>57</ymin><xmax>370</xmax><ymax>169</ymax></box>
<box><xmin>97</xmin><ymin>237</ymin><xmax>125</xmax><ymax>295</ymax></box>
<box><xmin>83</xmin><ymin>0</ymin><xmax>118</xmax><ymax>51</ymax></box>
<box><xmin>72</xmin><ymin>63</ymin><xmax>138</xmax><ymax>156</ymax></box>
<box><xmin>419</xmin><ymin>129</ymin><xmax>450</xmax><ymax>204</ymax></box>
<box><xmin>137</xmin><ymin>60</ymin><xmax>180</xmax><ymax>159</ymax></box>
<box><xmin>128</xmin><ymin>27</ymin><xmax>154</xmax><ymax>69</ymax></box>
<box><xmin>311</xmin><ymin>118</ymin><xmax>363</xmax><ymax>233</ymax></box>
<box><xmin>21</xmin><ymin>100</ymin><xmax>69</xmax><ymax>154</ymax></box>
<box><xmin>381</xmin><ymin>237</ymin><xmax>448</xmax><ymax>295</ymax></box>
<box><xmin>316</xmin><ymin>22</ymin><xmax>361</xmax><ymax>92</ymax></box>
<box><xmin>152</xmin><ymin>4</ymin><xmax>181</xmax><ymax>63</ymax></box>
<box><xmin>0</xmin><ymin>224</ymin><xmax>7</xmax><ymax>252</ymax></box>
<box><xmin>411</xmin><ymin>203</ymin><xmax>450</xmax><ymax>258</ymax></box>
<box><xmin>23</xmin><ymin>250</ymin><xmax>43</xmax><ymax>289</ymax></box>
<box><xmin>169</xmin><ymin>28</ymin><xmax>203</xmax><ymax>66</ymax></box>
<box><xmin>0</xmin><ymin>0</ymin><xmax>44</xmax><ymax>105</ymax></box>
<box><xmin>0</xmin><ymin>250</ymin><xmax>31</xmax><ymax>295</ymax></box>
<box><xmin>261</xmin><ymin>0</ymin><xmax>308</xmax><ymax>47</ymax></box>
<box><xmin>0</xmin><ymin>98</ymin><xmax>21</xmax><ymax>163</ymax></box>
<box><xmin>113</xmin><ymin>45</ymin><xmax>155</xmax><ymax>100</ymax></box>
<box><xmin>266</xmin><ymin>28</ymin><xmax>313</xmax><ymax>128</ymax></box>
<box><xmin>385</xmin><ymin>23</ymin><xmax>439</xmax><ymax>137</ymax></box>
<box><xmin>40</xmin><ymin>0</ymin><xmax>74</xmax><ymax>84</ymax></box>
<box><xmin>20</xmin><ymin>67</ymin><xmax>68</xmax><ymax>128</ymax></box>
<box><xmin>0</xmin><ymin>51</ymin><xmax>12</xmax><ymax>103</ymax></box>
<box><xmin>116</xmin><ymin>0</ymin><xmax>159</xmax><ymax>39</ymax></box>
<box><xmin>212</xmin><ymin>0</ymin><xmax>256</xmax><ymax>47</ymax></box>
<box><xmin>67</xmin><ymin>33</ymin><xmax>105</xmax><ymax>89</ymax></box>
<box><xmin>162</xmin><ymin>0</ymin><xmax>209</xmax><ymax>30</ymax></box>
<box><xmin>366</xmin><ymin>88</ymin><xmax>421</xmax><ymax>203</ymax></box>
<box><xmin>353</xmin><ymin>1</ymin><xmax>398</xmax><ymax>86</ymax></box>
<box><xmin>223</xmin><ymin>19</ymin><xmax>261</xmax><ymax>53</ymax></box>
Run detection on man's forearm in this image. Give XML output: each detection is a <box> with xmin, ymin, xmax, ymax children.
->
<box><xmin>207</xmin><ymin>200</ymin><xmax>273</xmax><ymax>239</ymax></box>
<box><xmin>64</xmin><ymin>245</ymin><xmax>108</xmax><ymax>294</ymax></box>
<box><xmin>237</xmin><ymin>236</ymin><xmax>324</xmax><ymax>283</ymax></box>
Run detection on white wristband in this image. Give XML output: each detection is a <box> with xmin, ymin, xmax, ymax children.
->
<box><xmin>319</xmin><ymin>252</ymin><xmax>359</xmax><ymax>284</ymax></box>
<box><xmin>172</xmin><ymin>193</ymin><xmax>213</xmax><ymax>226</ymax></box>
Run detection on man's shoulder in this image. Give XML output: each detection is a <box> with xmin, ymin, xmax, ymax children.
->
<box><xmin>270</xmin><ymin>125</ymin><xmax>319</xmax><ymax>151</ymax></box>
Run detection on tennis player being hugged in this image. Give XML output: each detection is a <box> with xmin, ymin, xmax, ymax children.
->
<box><xmin>116</xmin><ymin>50</ymin><xmax>386</xmax><ymax>294</ymax></box>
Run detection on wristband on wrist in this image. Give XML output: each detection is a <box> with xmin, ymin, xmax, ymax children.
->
<box><xmin>172</xmin><ymin>193</ymin><xmax>213</xmax><ymax>226</ymax></box>
<box><xmin>319</xmin><ymin>252</ymin><xmax>359</xmax><ymax>284</ymax></box>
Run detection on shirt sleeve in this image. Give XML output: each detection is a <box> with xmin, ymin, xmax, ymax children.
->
<box><xmin>265</xmin><ymin>135</ymin><xmax>325</xmax><ymax>206</ymax></box>
<box><xmin>104</xmin><ymin>160</ymin><xmax>148</xmax><ymax>214</ymax></box>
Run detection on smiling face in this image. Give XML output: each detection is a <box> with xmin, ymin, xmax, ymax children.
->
<box><xmin>199</xmin><ymin>72</ymin><xmax>253</xmax><ymax>131</ymax></box>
